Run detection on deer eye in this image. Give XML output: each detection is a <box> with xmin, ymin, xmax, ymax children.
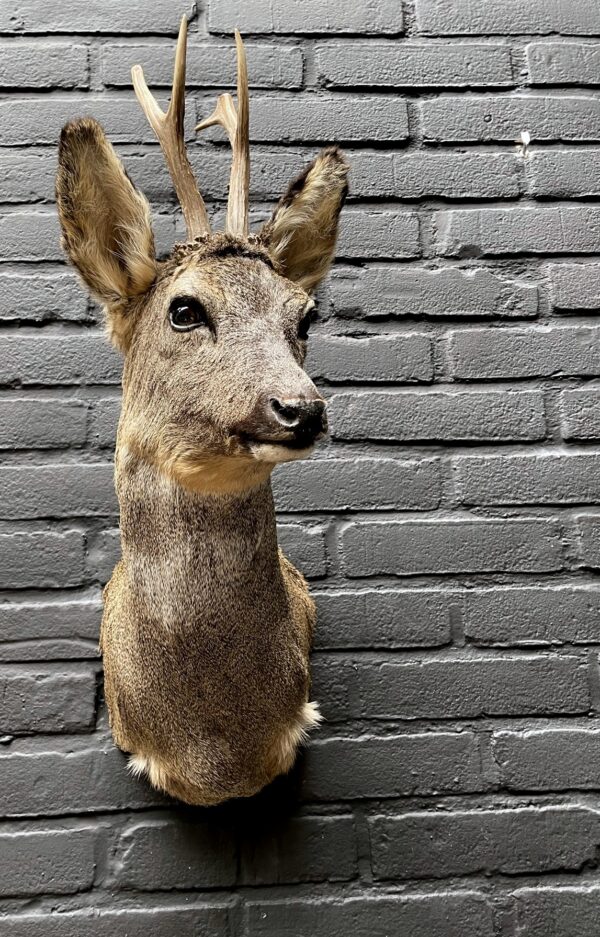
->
<box><xmin>298</xmin><ymin>306</ymin><xmax>318</xmax><ymax>341</ymax></box>
<box><xmin>169</xmin><ymin>297</ymin><xmax>209</xmax><ymax>332</ymax></box>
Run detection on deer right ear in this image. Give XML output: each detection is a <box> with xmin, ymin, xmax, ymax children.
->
<box><xmin>56</xmin><ymin>118</ymin><xmax>156</xmax><ymax>346</ymax></box>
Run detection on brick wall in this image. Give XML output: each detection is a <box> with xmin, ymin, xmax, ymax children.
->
<box><xmin>2</xmin><ymin>1</ymin><xmax>600</xmax><ymax>934</ymax></box>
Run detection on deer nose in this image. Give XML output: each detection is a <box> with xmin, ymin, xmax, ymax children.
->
<box><xmin>269</xmin><ymin>397</ymin><xmax>327</xmax><ymax>438</ymax></box>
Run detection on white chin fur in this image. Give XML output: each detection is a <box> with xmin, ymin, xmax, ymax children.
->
<box><xmin>249</xmin><ymin>441</ymin><xmax>315</xmax><ymax>463</ymax></box>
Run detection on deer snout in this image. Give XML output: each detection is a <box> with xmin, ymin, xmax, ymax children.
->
<box><xmin>269</xmin><ymin>397</ymin><xmax>326</xmax><ymax>433</ymax></box>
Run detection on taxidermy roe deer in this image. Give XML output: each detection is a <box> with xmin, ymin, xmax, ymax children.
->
<box><xmin>55</xmin><ymin>18</ymin><xmax>348</xmax><ymax>805</ymax></box>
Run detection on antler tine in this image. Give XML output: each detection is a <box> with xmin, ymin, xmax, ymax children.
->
<box><xmin>195</xmin><ymin>30</ymin><xmax>250</xmax><ymax>237</ymax></box>
<box><xmin>132</xmin><ymin>15</ymin><xmax>211</xmax><ymax>239</ymax></box>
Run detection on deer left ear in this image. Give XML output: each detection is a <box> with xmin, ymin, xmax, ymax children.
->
<box><xmin>259</xmin><ymin>147</ymin><xmax>349</xmax><ymax>293</ymax></box>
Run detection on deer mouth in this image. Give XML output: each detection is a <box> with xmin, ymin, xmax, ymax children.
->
<box><xmin>238</xmin><ymin>432</ymin><xmax>322</xmax><ymax>463</ymax></box>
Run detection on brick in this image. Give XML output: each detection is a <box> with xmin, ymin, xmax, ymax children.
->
<box><xmin>370</xmin><ymin>806</ymin><xmax>600</xmax><ymax>880</ymax></box>
<box><xmin>527</xmin><ymin>41</ymin><xmax>600</xmax><ymax>85</ymax></box>
<box><xmin>329</xmin><ymin>389</ymin><xmax>545</xmax><ymax>442</ymax></box>
<box><xmin>0</xmin><ymin>334</ymin><xmax>122</xmax><ymax>385</ymax></box>
<box><xmin>0</xmin><ymin>597</ymin><xmax>101</xmax><ymax>661</ymax></box>
<box><xmin>0</xmin><ymin>41</ymin><xmax>88</xmax><ymax>88</ymax></box>
<box><xmin>448</xmin><ymin>325</ymin><xmax>600</xmax><ymax>379</ymax></box>
<box><xmin>302</xmin><ymin>733</ymin><xmax>486</xmax><ymax>800</ymax></box>
<box><xmin>209</xmin><ymin>0</ymin><xmax>404</xmax><ymax>35</ymax></box>
<box><xmin>277</xmin><ymin>524</ymin><xmax>327</xmax><ymax>579</ymax></box>
<box><xmin>313</xmin><ymin>588</ymin><xmax>452</xmax><ymax>649</ymax></box>
<box><xmin>307</xmin><ymin>334</ymin><xmax>434</xmax><ymax>383</ymax></box>
<box><xmin>114</xmin><ymin>818</ymin><xmax>236</xmax><ymax>889</ymax></box>
<box><xmin>464</xmin><ymin>586</ymin><xmax>600</xmax><ymax>646</ymax></box>
<box><xmin>313</xmin><ymin>655</ymin><xmax>589</xmax><ymax>721</ymax></box>
<box><xmin>0</xmin><ymin>464</ymin><xmax>116</xmax><ymax>519</ymax></box>
<box><xmin>337</xmin><ymin>209</ymin><xmax>420</xmax><ymax>260</ymax></box>
<box><xmin>515</xmin><ymin>886</ymin><xmax>600</xmax><ymax>937</ymax></box>
<box><xmin>0</xmin><ymin>666</ymin><xmax>96</xmax><ymax>734</ymax></box>
<box><xmin>102</xmin><ymin>41</ymin><xmax>303</xmax><ymax>89</ymax></box>
<box><xmin>0</xmin><ymin>826</ymin><xmax>97</xmax><ymax>896</ymax></box>
<box><xmin>548</xmin><ymin>263</ymin><xmax>600</xmax><ymax>311</ymax></box>
<box><xmin>240</xmin><ymin>815</ymin><xmax>357</xmax><ymax>884</ymax></box>
<box><xmin>0</xmin><ymin>0</ymin><xmax>187</xmax><ymax>34</ymax></box>
<box><xmin>576</xmin><ymin>514</ymin><xmax>600</xmax><ymax>568</ymax></box>
<box><xmin>437</xmin><ymin>206</ymin><xmax>600</xmax><ymax>257</ymax></box>
<box><xmin>493</xmin><ymin>729</ymin><xmax>600</xmax><ymax>791</ymax></box>
<box><xmin>529</xmin><ymin>150</ymin><xmax>600</xmax><ymax>198</ymax></box>
<box><xmin>421</xmin><ymin>95</ymin><xmax>600</xmax><ymax>144</ymax></box>
<box><xmin>0</xmin><ymin>908</ymin><xmax>230</xmax><ymax>937</ymax></box>
<box><xmin>0</xmin><ymin>530</ymin><xmax>85</xmax><ymax>588</ymax></box>
<box><xmin>416</xmin><ymin>0</ymin><xmax>600</xmax><ymax>36</ymax></box>
<box><xmin>0</xmin><ymin>740</ymin><xmax>163</xmax><ymax>817</ymax></box>
<box><xmin>0</xmin><ymin>211</ymin><xmax>62</xmax><ymax>261</ymax></box>
<box><xmin>87</xmin><ymin>528</ymin><xmax>120</xmax><ymax>584</ymax></box>
<box><xmin>273</xmin><ymin>457</ymin><xmax>441</xmax><ymax>511</ymax></box>
<box><xmin>0</xmin><ymin>398</ymin><xmax>87</xmax><ymax>449</ymax></box>
<box><xmin>340</xmin><ymin>518</ymin><xmax>563</xmax><ymax>576</ymax></box>
<box><xmin>316</xmin><ymin>41</ymin><xmax>513</xmax><ymax>88</ymax></box>
<box><xmin>393</xmin><ymin>151</ymin><xmax>523</xmax><ymax>199</ymax></box>
<box><xmin>330</xmin><ymin>265</ymin><xmax>538</xmax><ymax>319</ymax></box>
<box><xmin>456</xmin><ymin>452</ymin><xmax>600</xmax><ymax>506</ymax></box>
<box><xmin>89</xmin><ymin>397</ymin><xmax>120</xmax><ymax>448</ymax></box>
<box><xmin>0</xmin><ymin>272</ymin><xmax>90</xmax><ymax>323</ymax></box>
<box><xmin>0</xmin><ymin>152</ymin><xmax>57</xmax><ymax>204</ymax></box>
<box><xmin>244</xmin><ymin>894</ymin><xmax>494</xmax><ymax>937</ymax></box>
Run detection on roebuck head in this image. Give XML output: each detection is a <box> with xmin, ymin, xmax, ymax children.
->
<box><xmin>56</xmin><ymin>18</ymin><xmax>348</xmax><ymax>494</ymax></box>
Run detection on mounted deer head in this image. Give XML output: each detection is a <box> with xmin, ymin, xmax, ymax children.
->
<box><xmin>56</xmin><ymin>16</ymin><xmax>348</xmax><ymax>496</ymax></box>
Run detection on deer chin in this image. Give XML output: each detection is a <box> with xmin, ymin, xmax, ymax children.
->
<box><xmin>247</xmin><ymin>440</ymin><xmax>316</xmax><ymax>464</ymax></box>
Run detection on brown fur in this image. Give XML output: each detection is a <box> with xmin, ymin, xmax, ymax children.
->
<box><xmin>56</xmin><ymin>117</ymin><xmax>348</xmax><ymax>805</ymax></box>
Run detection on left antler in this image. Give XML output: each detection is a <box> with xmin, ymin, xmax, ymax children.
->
<box><xmin>195</xmin><ymin>31</ymin><xmax>250</xmax><ymax>237</ymax></box>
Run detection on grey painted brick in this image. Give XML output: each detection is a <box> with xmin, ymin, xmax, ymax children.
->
<box><xmin>330</xmin><ymin>265</ymin><xmax>539</xmax><ymax>319</ymax></box>
<box><xmin>0</xmin><ymin>741</ymin><xmax>163</xmax><ymax>817</ymax></box>
<box><xmin>0</xmin><ymin>0</ymin><xmax>187</xmax><ymax>34</ymax></box>
<box><xmin>316</xmin><ymin>41</ymin><xmax>513</xmax><ymax>88</ymax></box>
<box><xmin>0</xmin><ymin>334</ymin><xmax>122</xmax><ymax>385</ymax></box>
<box><xmin>0</xmin><ymin>41</ymin><xmax>88</xmax><ymax>88</ymax></box>
<box><xmin>421</xmin><ymin>95</ymin><xmax>600</xmax><ymax>143</ymax></box>
<box><xmin>529</xmin><ymin>149</ymin><xmax>600</xmax><ymax>198</ymax></box>
<box><xmin>548</xmin><ymin>263</ymin><xmax>600</xmax><ymax>311</ymax></box>
<box><xmin>0</xmin><ymin>463</ymin><xmax>117</xmax><ymax>519</ymax></box>
<box><xmin>313</xmin><ymin>654</ymin><xmax>589</xmax><ymax>721</ymax></box>
<box><xmin>416</xmin><ymin>0</ymin><xmax>600</xmax><ymax>36</ymax></box>
<box><xmin>393</xmin><ymin>151</ymin><xmax>523</xmax><ymax>199</ymax></box>
<box><xmin>0</xmin><ymin>398</ymin><xmax>87</xmax><ymax>449</ymax></box>
<box><xmin>102</xmin><ymin>42</ymin><xmax>303</xmax><ymax>89</ymax></box>
<box><xmin>464</xmin><ymin>586</ymin><xmax>600</xmax><ymax>646</ymax></box>
<box><xmin>114</xmin><ymin>818</ymin><xmax>236</xmax><ymax>890</ymax></box>
<box><xmin>329</xmin><ymin>389</ymin><xmax>546</xmax><ymax>442</ymax></box>
<box><xmin>515</xmin><ymin>886</ymin><xmax>600</xmax><ymax>937</ymax></box>
<box><xmin>0</xmin><ymin>908</ymin><xmax>230</xmax><ymax>937</ymax></box>
<box><xmin>277</xmin><ymin>524</ymin><xmax>328</xmax><ymax>579</ymax></box>
<box><xmin>307</xmin><ymin>334</ymin><xmax>434</xmax><ymax>384</ymax></box>
<box><xmin>302</xmin><ymin>733</ymin><xmax>486</xmax><ymax>800</ymax></box>
<box><xmin>0</xmin><ymin>530</ymin><xmax>85</xmax><ymax>588</ymax></box>
<box><xmin>89</xmin><ymin>397</ymin><xmax>120</xmax><ymax>448</ymax></box>
<box><xmin>244</xmin><ymin>894</ymin><xmax>494</xmax><ymax>937</ymax></box>
<box><xmin>370</xmin><ymin>806</ymin><xmax>600</xmax><ymax>880</ymax></box>
<box><xmin>493</xmin><ymin>729</ymin><xmax>600</xmax><ymax>791</ymax></box>
<box><xmin>313</xmin><ymin>588</ymin><xmax>453</xmax><ymax>649</ymax></box>
<box><xmin>527</xmin><ymin>41</ymin><xmax>600</xmax><ymax>85</ymax></box>
<box><xmin>0</xmin><ymin>211</ymin><xmax>62</xmax><ymax>261</ymax></box>
<box><xmin>240</xmin><ymin>815</ymin><xmax>358</xmax><ymax>885</ymax></box>
<box><xmin>0</xmin><ymin>272</ymin><xmax>89</xmax><ymax>323</ymax></box>
<box><xmin>576</xmin><ymin>514</ymin><xmax>600</xmax><ymax>568</ymax></box>
<box><xmin>340</xmin><ymin>518</ymin><xmax>564</xmax><ymax>577</ymax></box>
<box><xmin>562</xmin><ymin>389</ymin><xmax>600</xmax><ymax>439</ymax></box>
<box><xmin>455</xmin><ymin>452</ymin><xmax>600</xmax><ymax>506</ymax></box>
<box><xmin>436</xmin><ymin>206</ymin><xmax>600</xmax><ymax>257</ymax></box>
<box><xmin>0</xmin><ymin>826</ymin><xmax>97</xmax><ymax>896</ymax></box>
<box><xmin>448</xmin><ymin>325</ymin><xmax>600</xmax><ymax>380</ymax></box>
<box><xmin>0</xmin><ymin>666</ymin><xmax>96</xmax><ymax>734</ymax></box>
<box><xmin>0</xmin><ymin>597</ymin><xmax>101</xmax><ymax>661</ymax></box>
<box><xmin>209</xmin><ymin>0</ymin><xmax>404</xmax><ymax>35</ymax></box>
<box><xmin>273</xmin><ymin>457</ymin><xmax>441</xmax><ymax>511</ymax></box>
<box><xmin>337</xmin><ymin>209</ymin><xmax>420</xmax><ymax>260</ymax></box>
<box><xmin>0</xmin><ymin>152</ymin><xmax>57</xmax><ymax>204</ymax></box>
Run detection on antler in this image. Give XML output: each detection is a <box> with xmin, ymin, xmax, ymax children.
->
<box><xmin>195</xmin><ymin>30</ymin><xmax>250</xmax><ymax>237</ymax></box>
<box><xmin>131</xmin><ymin>15</ymin><xmax>211</xmax><ymax>239</ymax></box>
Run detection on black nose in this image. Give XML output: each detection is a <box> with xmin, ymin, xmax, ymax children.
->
<box><xmin>269</xmin><ymin>397</ymin><xmax>327</xmax><ymax>439</ymax></box>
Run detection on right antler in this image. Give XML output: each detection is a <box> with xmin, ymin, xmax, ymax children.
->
<box><xmin>131</xmin><ymin>15</ymin><xmax>211</xmax><ymax>240</ymax></box>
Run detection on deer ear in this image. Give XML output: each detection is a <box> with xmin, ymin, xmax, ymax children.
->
<box><xmin>56</xmin><ymin>118</ymin><xmax>156</xmax><ymax>317</ymax></box>
<box><xmin>259</xmin><ymin>147</ymin><xmax>348</xmax><ymax>293</ymax></box>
